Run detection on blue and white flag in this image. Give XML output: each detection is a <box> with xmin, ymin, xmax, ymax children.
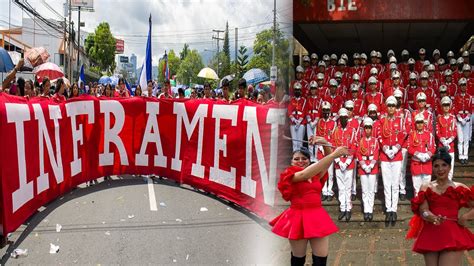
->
<box><xmin>78</xmin><ymin>64</ymin><xmax>85</xmax><ymax>86</ymax></box>
<box><xmin>139</xmin><ymin>14</ymin><xmax>152</xmax><ymax>95</ymax></box>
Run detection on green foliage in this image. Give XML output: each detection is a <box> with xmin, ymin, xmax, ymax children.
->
<box><xmin>176</xmin><ymin>49</ymin><xmax>205</xmax><ymax>85</ymax></box>
<box><xmin>247</xmin><ymin>25</ymin><xmax>290</xmax><ymax>87</ymax></box>
<box><xmin>89</xmin><ymin>66</ymin><xmax>102</xmax><ymax>75</ymax></box>
<box><xmin>158</xmin><ymin>50</ymin><xmax>181</xmax><ymax>83</ymax></box>
<box><xmin>221</xmin><ymin>22</ymin><xmax>231</xmax><ymax>77</ymax></box>
<box><xmin>180</xmin><ymin>43</ymin><xmax>189</xmax><ymax>60</ymax></box>
<box><xmin>84</xmin><ymin>22</ymin><xmax>116</xmax><ymax>73</ymax></box>
<box><xmin>237</xmin><ymin>45</ymin><xmax>249</xmax><ymax>78</ymax></box>
<box><xmin>209</xmin><ymin>51</ymin><xmax>229</xmax><ymax>79</ymax></box>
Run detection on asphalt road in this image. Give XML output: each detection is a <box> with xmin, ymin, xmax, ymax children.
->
<box><xmin>1</xmin><ymin>175</ymin><xmax>287</xmax><ymax>265</ymax></box>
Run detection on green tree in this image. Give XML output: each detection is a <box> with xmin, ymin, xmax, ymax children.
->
<box><xmin>237</xmin><ymin>45</ymin><xmax>249</xmax><ymax>78</ymax></box>
<box><xmin>221</xmin><ymin>22</ymin><xmax>231</xmax><ymax>77</ymax></box>
<box><xmin>158</xmin><ymin>50</ymin><xmax>181</xmax><ymax>83</ymax></box>
<box><xmin>209</xmin><ymin>52</ymin><xmax>228</xmax><ymax>79</ymax></box>
<box><xmin>176</xmin><ymin>49</ymin><xmax>204</xmax><ymax>85</ymax></box>
<box><xmin>247</xmin><ymin>25</ymin><xmax>290</xmax><ymax>86</ymax></box>
<box><xmin>180</xmin><ymin>43</ymin><xmax>189</xmax><ymax>60</ymax></box>
<box><xmin>84</xmin><ymin>22</ymin><xmax>116</xmax><ymax>73</ymax></box>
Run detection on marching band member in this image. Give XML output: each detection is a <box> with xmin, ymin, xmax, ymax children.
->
<box><xmin>345</xmin><ymin>100</ymin><xmax>361</xmax><ymax>201</ymax></box>
<box><xmin>347</xmin><ymin>84</ymin><xmax>365</xmax><ymax>120</ymax></box>
<box><xmin>442</xmin><ymin>69</ymin><xmax>458</xmax><ymax>98</ymax></box>
<box><xmin>356</xmin><ymin>117</ymin><xmax>380</xmax><ymax>222</ymax></box>
<box><xmin>332</xmin><ymin>108</ymin><xmax>358</xmax><ymax>221</ymax></box>
<box><xmin>317</xmin><ymin>102</ymin><xmax>337</xmax><ymax>201</ymax></box>
<box><xmin>365</xmin><ymin>76</ymin><xmax>384</xmax><ymax>112</ymax></box>
<box><xmin>379</xmin><ymin>96</ymin><xmax>406</xmax><ymax>225</ymax></box>
<box><xmin>414</xmin><ymin>71</ymin><xmax>436</xmax><ymax>110</ymax></box>
<box><xmin>323</xmin><ymin>79</ymin><xmax>344</xmax><ymax>118</ymax></box>
<box><xmin>436</xmin><ymin>96</ymin><xmax>457</xmax><ymax>179</ymax></box>
<box><xmin>434</xmin><ymin>85</ymin><xmax>450</xmax><ymax>115</ymax></box>
<box><xmin>453</xmin><ymin>78</ymin><xmax>473</xmax><ymax>165</ymax></box>
<box><xmin>290</xmin><ymin>66</ymin><xmax>309</xmax><ymax>97</ymax></box>
<box><xmin>394</xmin><ymin>89</ymin><xmax>412</xmax><ymax>201</ymax></box>
<box><xmin>412</xmin><ymin>92</ymin><xmax>434</xmax><ymax>133</ymax></box>
<box><xmin>306</xmin><ymin>81</ymin><xmax>322</xmax><ymax>162</ymax></box>
<box><xmin>288</xmin><ymin>82</ymin><xmax>307</xmax><ymax>152</ymax></box>
<box><xmin>408</xmin><ymin>113</ymin><xmax>436</xmax><ymax>195</ymax></box>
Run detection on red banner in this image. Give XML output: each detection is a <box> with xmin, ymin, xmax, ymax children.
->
<box><xmin>294</xmin><ymin>0</ymin><xmax>474</xmax><ymax>22</ymax></box>
<box><xmin>0</xmin><ymin>93</ymin><xmax>290</xmax><ymax>235</ymax></box>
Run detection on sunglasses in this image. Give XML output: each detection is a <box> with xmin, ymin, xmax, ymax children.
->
<box><xmin>387</xmin><ymin>104</ymin><xmax>396</xmax><ymax>107</ymax></box>
<box><xmin>364</xmin><ymin>126</ymin><xmax>372</xmax><ymax>129</ymax></box>
<box><xmin>416</xmin><ymin>121</ymin><xmax>424</xmax><ymax>124</ymax></box>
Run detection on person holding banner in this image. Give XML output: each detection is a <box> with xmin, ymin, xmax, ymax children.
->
<box><xmin>115</xmin><ymin>78</ymin><xmax>131</xmax><ymax>98</ymax></box>
<box><xmin>51</xmin><ymin>78</ymin><xmax>67</xmax><ymax>103</ymax></box>
<box><xmin>270</xmin><ymin>140</ymin><xmax>349</xmax><ymax>266</ymax></box>
<box><xmin>40</xmin><ymin>77</ymin><xmax>51</xmax><ymax>98</ymax></box>
<box><xmin>407</xmin><ymin>147</ymin><xmax>474</xmax><ymax>265</ymax></box>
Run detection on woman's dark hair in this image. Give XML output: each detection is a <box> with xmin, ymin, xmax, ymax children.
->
<box><xmin>118</xmin><ymin>77</ymin><xmax>125</xmax><ymax>85</ymax></box>
<box><xmin>293</xmin><ymin>147</ymin><xmax>311</xmax><ymax>160</ymax></box>
<box><xmin>55</xmin><ymin>78</ymin><xmax>64</xmax><ymax>93</ymax></box>
<box><xmin>432</xmin><ymin>147</ymin><xmax>452</xmax><ymax>165</ymax></box>
<box><xmin>17</xmin><ymin>77</ymin><xmax>25</xmax><ymax>96</ymax></box>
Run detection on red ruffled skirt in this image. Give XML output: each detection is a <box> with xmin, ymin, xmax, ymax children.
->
<box><xmin>413</xmin><ymin>220</ymin><xmax>474</xmax><ymax>253</ymax></box>
<box><xmin>269</xmin><ymin>205</ymin><xmax>338</xmax><ymax>240</ymax></box>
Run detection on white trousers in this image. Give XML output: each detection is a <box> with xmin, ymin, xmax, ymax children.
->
<box><xmin>322</xmin><ymin>163</ymin><xmax>334</xmax><ymax>196</ymax></box>
<box><xmin>412</xmin><ymin>174</ymin><xmax>432</xmax><ymax>196</ymax></box>
<box><xmin>360</xmin><ymin>174</ymin><xmax>376</xmax><ymax>213</ymax></box>
<box><xmin>399</xmin><ymin>148</ymin><xmax>408</xmax><ymax>195</ymax></box>
<box><xmin>336</xmin><ymin>168</ymin><xmax>354</xmax><ymax>212</ymax></box>
<box><xmin>449</xmin><ymin>152</ymin><xmax>455</xmax><ymax>180</ymax></box>
<box><xmin>457</xmin><ymin>121</ymin><xmax>472</xmax><ymax>160</ymax></box>
<box><xmin>290</xmin><ymin>124</ymin><xmax>305</xmax><ymax>152</ymax></box>
<box><xmin>380</xmin><ymin>161</ymin><xmax>402</xmax><ymax>212</ymax></box>
<box><xmin>306</xmin><ymin>124</ymin><xmax>317</xmax><ymax>162</ymax></box>
<box><xmin>351</xmin><ymin>160</ymin><xmax>357</xmax><ymax>195</ymax></box>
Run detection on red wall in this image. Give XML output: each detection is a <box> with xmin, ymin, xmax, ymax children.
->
<box><xmin>294</xmin><ymin>0</ymin><xmax>474</xmax><ymax>22</ymax></box>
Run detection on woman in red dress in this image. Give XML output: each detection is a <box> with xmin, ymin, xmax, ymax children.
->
<box><xmin>270</xmin><ymin>137</ymin><xmax>349</xmax><ymax>266</ymax></box>
<box><xmin>408</xmin><ymin>147</ymin><xmax>474</xmax><ymax>265</ymax></box>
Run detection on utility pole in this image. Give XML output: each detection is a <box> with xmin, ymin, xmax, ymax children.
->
<box><xmin>272</xmin><ymin>0</ymin><xmax>276</xmax><ymax>67</ymax></box>
<box><xmin>234</xmin><ymin>27</ymin><xmax>238</xmax><ymax>66</ymax></box>
<box><xmin>271</xmin><ymin>0</ymin><xmax>277</xmax><ymax>82</ymax></box>
<box><xmin>68</xmin><ymin>0</ymin><xmax>72</xmax><ymax>80</ymax></box>
<box><xmin>212</xmin><ymin>29</ymin><xmax>224</xmax><ymax>77</ymax></box>
<box><xmin>77</xmin><ymin>6</ymin><xmax>81</xmax><ymax>80</ymax></box>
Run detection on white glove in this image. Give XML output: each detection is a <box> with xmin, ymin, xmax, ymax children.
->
<box><xmin>291</xmin><ymin>117</ymin><xmax>297</xmax><ymax>124</ymax></box>
<box><xmin>420</xmin><ymin>153</ymin><xmax>430</xmax><ymax>162</ymax></box>
<box><xmin>295</xmin><ymin>123</ymin><xmax>300</xmax><ymax>130</ymax></box>
<box><xmin>363</xmin><ymin>165</ymin><xmax>371</xmax><ymax>174</ymax></box>
<box><xmin>311</xmin><ymin>121</ymin><xmax>317</xmax><ymax>129</ymax></box>
<box><xmin>383</xmin><ymin>145</ymin><xmax>389</xmax><ymax>153</ymax></box>
<box><xmin>392</xmin><ymin>146</ymin><xmax>399</xmax><ymax>155</ymax></box>
<box><xmin>339</xmin><ymin>162</ymin><xmax>347</xmax><ymax>171</ymax></box>
<box><xmin>440</xmin><ymin>137</ymin><xmax>446</xmax><ymax>143</ymax></box>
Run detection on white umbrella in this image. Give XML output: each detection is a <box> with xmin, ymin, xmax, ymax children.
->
<box><xmin>197</xmin><ymin>67</ymin><xmax>219</xmax><ymax>80</ymax></box>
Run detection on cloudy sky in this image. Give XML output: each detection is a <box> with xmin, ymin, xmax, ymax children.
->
<box><xmin>1</xmin><ymin>0</ymin><xmax>292</xmax><ymax>66</ymax></box>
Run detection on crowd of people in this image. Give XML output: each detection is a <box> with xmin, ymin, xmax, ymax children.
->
<box><xmin>0</xmin><ymin>60</ymin><xmax>284</xmax><ymax>105</ymax></box>
<box><xmin>287</xmin><ymin>48</ymin><xmax>473</xmax><ymax>224</ymax></box>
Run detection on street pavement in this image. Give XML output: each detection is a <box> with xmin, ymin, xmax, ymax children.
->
<box><xmin>1</xmin><ymin>175</ymin><xmax>473</xmax><ymax>265</ymax></box>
